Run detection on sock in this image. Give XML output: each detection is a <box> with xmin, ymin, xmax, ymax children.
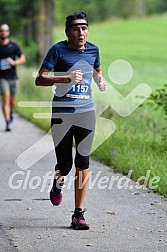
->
<box><xmin>75</xmin><ymin>208</ymin><xmax>82</xmax><ymax>212</ymax></box>
<box><xmin>10</xmin><ymin>111</ymin><xmax>13</xmax><ymax>122</ymax></box>
<box><xmin>74</xmin><ymin>208</ymin><xmax>84</xmax><ymax>219</ymax></box>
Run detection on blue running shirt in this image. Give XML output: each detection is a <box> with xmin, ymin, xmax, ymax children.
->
<box><xmin>41</xmin><ymin>40</ymin><xmax>100</xmax><ymax>113</ymax></box>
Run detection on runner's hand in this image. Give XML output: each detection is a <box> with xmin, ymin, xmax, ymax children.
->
<box><xmin>68</xmin><ymin>70</ymin><xmax>83</xmax><ymax>84</ymax></box>
<box><xmin>98</xmin><ymin>76</ymin><xmax>106</xmax><ymax>91</ymax></box>
<box><xmin>7</xmin><ymin>57</ymin><xmax>16</xmax><ymax>66</ymax></box>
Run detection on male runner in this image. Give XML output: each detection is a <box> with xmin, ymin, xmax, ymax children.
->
<box><xmin>0</xmin><ymin>23</ymin><xmax>26</xmax><ymax>131</ymax></box>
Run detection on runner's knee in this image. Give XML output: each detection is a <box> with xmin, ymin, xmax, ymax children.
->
<box><xmin>75</xmin><ymin>154</ymin><xmax>89</xmax><ymax>169</ymax></box>
<box><xmin>56</xmin><ymin>160</ymin><xmax>73</xmax><ymax>176</ymax></box>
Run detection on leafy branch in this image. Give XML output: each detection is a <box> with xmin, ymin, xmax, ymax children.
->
<box><xmin>148</xmin><ymin>83</ymin><xmax>167</xmax><ymax>142</ymax></box>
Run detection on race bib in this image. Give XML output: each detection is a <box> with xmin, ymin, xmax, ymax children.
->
<box><xmin>66</xmin><ymin>78</ymin><xmax>91</xmax><ymax>99</ymax></box>
<box><xmin>0</xmin><ymin>58</ymin><xmax>12</xmax><ymax>70</ymax></box>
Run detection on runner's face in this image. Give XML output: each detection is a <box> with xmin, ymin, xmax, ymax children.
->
<box><xmin>0</xmin><ymin>24</ymin><xmax>10</xmax><ymax>40</ymax></box>
<box><xmin>67</xmin><ymin>19</ymin><xmax>88</xmax><ymax>49</ymax></box>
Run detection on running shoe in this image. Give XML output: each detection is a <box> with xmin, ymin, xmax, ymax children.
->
<box><xmin>50</xmin><ymin>177</ymin><xmax>64</xmax><ymax>206</ymax></box>
<box><xmin>50</xmin><ymin>188</ymin><xmax>62</xmax><ymax>206</ymax></box>
<box><xmin>5</xmin><ymin>120</ymin><xmax>11</xmax><ymax>132</ymax></box>
<box><xmin>70</xmin><ymin>208</ymin><xmax>89</xmax><ymax>230</ymax></box>
<box><xmin>5</xmin><ymin>127</ymin><xmax>11</xmax><ymax>132</ymax></box>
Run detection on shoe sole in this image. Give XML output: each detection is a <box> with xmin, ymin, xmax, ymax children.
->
<box><xmin>70</xmin><ymin>223</ymin><xmax>90</xmax><ymax>230</ymax></box>
<box><xmin>5</xmin><ymin>128</ymin><xmax>11</xmax><ymax>132</ymax></box>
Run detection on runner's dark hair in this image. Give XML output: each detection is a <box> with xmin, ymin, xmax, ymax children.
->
<box><xmin>65</xmin><ymin>12</ymin><xmax>88</xmax><ymax>32</ymax></box>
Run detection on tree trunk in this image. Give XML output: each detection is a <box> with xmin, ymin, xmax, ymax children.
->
<box><xmin>39</xmin><ymin>0</ymin><xmax>54</xmax><ymax>63</ymax></box>
<box><xmin>135</xmin><ymin>0</ymin><xmax>147</xmax><ymax>16</ymax></box>
<box><xmin>21</xmin><ymin>0</ymin><xmax>38</xmax><ymax>46</ymax></box>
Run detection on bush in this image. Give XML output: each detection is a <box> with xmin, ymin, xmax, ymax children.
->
<box><xmin>148</xmin><ymin>83</ymin><xmax>167</xmax><ymax>143</ymax></box>
<box><xmin>23</xmin><ymin>41</ymin><xmax>39</xmax><ymax>66</ymax></box>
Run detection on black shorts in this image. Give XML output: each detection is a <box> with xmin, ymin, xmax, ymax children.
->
<box><xmin>51</xmin><ymin>111</ymin><xmax>95</xmax><ymax>176</ymax></box>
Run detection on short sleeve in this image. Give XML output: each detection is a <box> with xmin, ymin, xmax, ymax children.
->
<box><xmin>14</xmin><ymin>43</ymin><xmax>22</xmax><ymax>57</ymax></box>
<box><xmin>94</xmin><ymin>47</ymin><xmax>100</xmax><ymax>68</ymax></box>
<box><xmin>42</xmin><ymin>45</ymin><xmax>59</xmax><ymax>71</ymax></box>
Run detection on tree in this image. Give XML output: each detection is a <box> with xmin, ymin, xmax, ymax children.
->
<box><xmin>39</xmin><ymin>0</ymin><xmax>54</xmax><ymax>62</ymax></box>
<box><xmin>135</xmin><ymin>0</ymin><xmax>148</xmax><ymax>16</ymax></box>
<box><xmin>19</xmin><ymin>0</ymin><xmax>38</xmax><ymax>46</ymax></box>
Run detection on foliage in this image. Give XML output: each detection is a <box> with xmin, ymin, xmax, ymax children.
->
<box><xmin>1</xmin><ymin>0</ymin><xmax>167</xmax><ymax>32</ymax></box>
<box><xmin>1</xmin><ymin>0</ymin><xmax>167</xmax><ymax>65</ymax></box>
<box><xmin>0</xmin><ymin>0</ymin><xmax>38</xmax><ymax>40</ymax></box>
<box><xmin>54</xmin><ymin>0</ymin><xmax>167</xmax><ymax>23</ymax></box>
<box><xmin>147</xmin><ymin>84</ymin><xmax>167</xmax><ymax>142</ymax></box>
<box><xmin>147</xmin><ymin>0</ymin><xmax>167</xmax><ymax>13</ymax></box>
<box><xmin>23</xmin><ymin>41</ymin><xmax>39</xmax><ymax>67</ymax></box>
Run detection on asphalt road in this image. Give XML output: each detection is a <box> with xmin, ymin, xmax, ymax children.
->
<box><xmin>0</xmin><ymin>109</ymin><xmax>166</xmax><ymax>252</ymax></box>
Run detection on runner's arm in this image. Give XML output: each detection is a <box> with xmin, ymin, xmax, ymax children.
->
<box><xmin>7</xmin><ymin>54</ymin><xmax>26</xmax><ymax>66</ymax></box>
<box><xmin>93</xmin><ymin>67</ymin><xmax>106</xmax><ymax>91</ymax></box>
<box><xmin>35</xmin><ymin>67</ymin><xmax>83</xmax><ymax>86</ymax></box>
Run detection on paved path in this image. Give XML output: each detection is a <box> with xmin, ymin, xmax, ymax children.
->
<box><xmin>0</xmin><ymin>109</ymin><xmax>166</xmax><ymax>252</ymax></box>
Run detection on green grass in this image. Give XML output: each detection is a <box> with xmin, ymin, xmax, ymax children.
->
<box><xmin>16</xmin><ymin>67</ymin><xmax>52</xmax><ymax>131</ymax></box>
<box><xmin>16</xmin><ymin>14</ymin><xmax>167</xmax><ymax>196</ymax></box>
